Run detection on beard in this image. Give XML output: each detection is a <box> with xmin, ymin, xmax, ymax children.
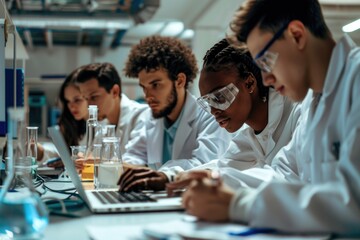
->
<box><xmin>152</xmin><ymin>83</ymin><xmax>178</xmax><ymax>119</ymax></box>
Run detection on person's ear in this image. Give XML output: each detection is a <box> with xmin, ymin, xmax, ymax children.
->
<box><xmin>288</xmin><ymin>20</ymin><xmax>306</xmax><ymax>50</ymax></box>
<box><xmin>244</xmin><ymin>73</ymin><xmax>257</xmax><ymax>94</ymax></box>
<box><xmin>175</xmin><ymin>73</ymin><xmax>186</xmax><ymax>88</ymax></box>
<box><xmin>111</xmin><ymin>84</ymin><xmax>120</xmax><ymax>98</ymax></box>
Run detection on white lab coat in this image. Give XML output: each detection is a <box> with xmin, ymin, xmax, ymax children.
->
<box><xmin>197</xmin><ymin>88</ymin><xmax>301</xmax><ymax>189</ymax></box>
<box><xmin>230</xmin><ymin>35</ymin><xmax>360</xmax><ymax>236</ymax></box>
<box><xmin>122</xmin><ymin>91</ymin><xmax>232</xmax><ymax>180</ymax></box>
<box><xmin>113</xmin><ymin>94</ymin><xmax>148</xmax><ymax>154</ymax></box>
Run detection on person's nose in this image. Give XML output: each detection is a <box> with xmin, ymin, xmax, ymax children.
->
<box><xmin>68</xmin><ymin>102</ymin><xmax>76</xmax><ymax>110</ymax></box>
<box><xmin>262</xmin><ymin>72</ymin><xmax>276</xmax><ymax>87</ymax></box>
<box><xmin>143</xmin><ymin>88</ymin><xmax>154</xmax><ymax>101</ymax></box>
<box><xmin>210</xmin><ymin>107</ymin><xmax>222</xmax><ymax>116</ymax></box>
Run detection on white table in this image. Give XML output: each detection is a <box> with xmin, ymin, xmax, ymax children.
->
<box><xmin>45</xmin><ymin>210</ymin><xmax>185</xmax><ymax>240</ymax></box>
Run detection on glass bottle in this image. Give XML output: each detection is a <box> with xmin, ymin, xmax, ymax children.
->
<box><xmin>83</xmin><ymin>105</ymin><xmax>102</xmax><ymax>180</ymax></box>
<box><xmin>26</xmin><ymin>126</ymin><xmax>38</xmax><ymax>180</ymax></box>
<box><xmin>0</xmin><ymin>107</ymin><xmax>48</xmax><ymax>239</ymax></box>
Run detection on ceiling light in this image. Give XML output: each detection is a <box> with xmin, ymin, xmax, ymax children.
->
<box><xmin>342</xmin><ymin>18</ymin><xmax>360</xmax><ymax>33</ymax></box>
<box><xmin>160</xmin><ymin>21</ymin><xmax>184</xmax><ymax>36</ymax></box>
<box><xmin>180</xmin><ymin>29</ymin><xmax>194</xmax><ymax>39</ymax></box>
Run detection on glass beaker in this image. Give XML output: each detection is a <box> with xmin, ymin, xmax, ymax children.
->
<box><xmin>70</xmin><ymin>145</ymin><xmax>86</xmax><ymax>178</ymax></box>
<box><xmin>0</xmin><ymin>107</ymin><xmax>48</xmax><ymax>239</ymax></box>
<box><xmin>26</xmin><ymin>126</ymin><xmax>38</xmax><ymax>179</ymax></box>
<box><xmin>98</xmin><ymin>137</ymin><xmax>123</xmax><ymax>189</ymax></box>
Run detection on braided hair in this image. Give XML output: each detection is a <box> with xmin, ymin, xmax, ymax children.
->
<box><xmin>203</xmin><ymin>39</ymin><xmax>268</xmax><ymax>101</ymax></box>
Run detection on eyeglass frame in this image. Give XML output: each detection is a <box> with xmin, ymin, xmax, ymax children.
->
<box><xmin>254</xmin><ymin>21</ymin><xmax>290</xmax><ymax>73</ymax></box>
<box><xmin>197</xmin><ymin>82</ymin><xmax>239</xmax><ymax>112</ymax></box>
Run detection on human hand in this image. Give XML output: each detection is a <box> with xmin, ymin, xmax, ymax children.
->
<box><xmin>122</xmin><ymin>162</ymin><xmax>145</xmax><ymax>171</ymax></box>
<box><xmin>118</xmin><ymin>167</ymin><xmax>169</xmax><ymax>192</ymax></box>
<box><xmin>166</xmin><ymin>170</ymin><xmax>211</xmax><ymax>196</ymax></box>
<box><xmin>182</xmin><ymin>178</ymin><xmax>234</xmax><ymax>222</ymax></box>
<box><xmin>47</xmin><ymin>158</ymin><xmax>64</xmax><ymax>168</ymax></box>
<box><xmin>74</xmin><ymin>158</ymin><xmax>85</xmax><ymax>171</ymax></box>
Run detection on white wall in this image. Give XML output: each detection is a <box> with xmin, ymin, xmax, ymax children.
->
<box><xmin>25</xmin><ymin>45</ymin><xmax>144</xmax><ymax>107</ymax></box>
<box><xmin>25</xmin><ymin>45</ymin><xmax>133</xmax><ymax>79</ymax></box>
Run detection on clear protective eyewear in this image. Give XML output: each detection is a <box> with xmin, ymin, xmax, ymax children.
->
<box><xmin>254</xmin><ymin>22</ymin><xmax>289</xmax><ymax>73</ymax></box>
<box><xmin>197</xmin><ymin>83</ymin><xmax>239</xmax><ymax>112</ymax></box>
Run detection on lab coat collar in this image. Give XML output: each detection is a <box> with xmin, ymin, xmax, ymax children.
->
<box><xmin>309</xmin><ymin>35</ymin><xmax>356</xmax><ymax>127</ymax></box>
<box><xmin>322</xmin><ymin>34</ymin><xmax>356</xmax><ymax>99</ymax></box>
<box><xmin>146</xmin><ymin>91</ymin><xmax>196</xmax><ymax>161</ymax></box>
<box><xmin>172</xmin><ymin>91</ymin><xmax>196</xmax><ymax>159</ymax></box>
<box><xmin>118</xmin><ymin>93</ymin><xmax>132</xmax><ymax>129</ymax></box>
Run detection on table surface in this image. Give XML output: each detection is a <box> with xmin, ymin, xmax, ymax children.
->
<box><xmin>45</xmin><ymin>209</ymin><xmax>186</xmax><ymax>240</ymax></box>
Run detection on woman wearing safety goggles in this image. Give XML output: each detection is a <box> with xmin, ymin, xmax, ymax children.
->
<box><xmin>167</xmin><ymin>38</ymin><xmax>301</xmax><ymax>194</ymax></box>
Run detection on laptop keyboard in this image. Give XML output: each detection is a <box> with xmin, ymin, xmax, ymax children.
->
<box><xmin>92</xmin><ymin>191</ymin><xmax>156</xmax><ymax>205</ymax></box>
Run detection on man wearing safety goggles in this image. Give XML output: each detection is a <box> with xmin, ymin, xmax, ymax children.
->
<box><xmin>179</xmin><ymin>0</ymin><xmax>360</xmax><ymax>236</ymax></box>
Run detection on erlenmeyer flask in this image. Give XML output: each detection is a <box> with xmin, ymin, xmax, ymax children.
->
<box><xmin>26</xmin><ymin>126</ymin><xmax>38</xmax><ymax>179</ymax></box>
<box><xmin>98</xmin><ymin>137</ymin><xmax>123</xmax><ymax>189</ymax></box>
<box><xmin>0</xmin><ymin>108</ymin><xmax>48</xmax><ymax>239</ymax></box>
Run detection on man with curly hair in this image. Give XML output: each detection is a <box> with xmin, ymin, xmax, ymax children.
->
<box><xmin>118</xmin><ymin>36</ymin><xmax>231</xmax><ymax>192</ymax></box>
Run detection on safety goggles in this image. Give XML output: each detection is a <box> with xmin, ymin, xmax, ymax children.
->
<box><xmin>254</xmin><ymin>21</ymin><xmax>289</xmax><ymax>73</ymax></box>
<box><xmin>197</xmin><ymin>83</ymin><xmax>239</xmax><ymax>112</ymax></box>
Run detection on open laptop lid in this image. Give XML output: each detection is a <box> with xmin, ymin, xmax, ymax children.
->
<box><xmin>47</xmin><ymin>125</ymin><xmax>92</xmax><ymax>207</ymax></box>
<box><xmin>48</xmin><ymin>125</ymin><xmax>183</xmax><ymax>213</ymax></box>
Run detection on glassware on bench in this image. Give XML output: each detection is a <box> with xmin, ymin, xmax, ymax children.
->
<box><xmin>26</xmin><ymin>126</ymin><xmax>39</xmax><ymax>180</ymax></box>
<box><xmin>56</xmin><ymin>145</ymin><xmax>86</xmax><ymax>180</ymax></box>
<box><xmin>97</xmin><ymin>137</ymin><xmax>123</xmax><ymax>189</ymax></box>
<box><xmin>83</xmin><ymin>105</ymin><xmax>102</xmax><ymax>181</ymax></box>
<box><xmin>103</xmin><ymin>124</ymin><xmax>116</xmax><ymax>138</ymax></box>
<box><xmin>0</xmin><ymin>107</ymin><xmax>48</xmax><ymax>239</ymax></box>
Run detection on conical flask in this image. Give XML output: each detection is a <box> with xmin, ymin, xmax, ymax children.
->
<box><xmin>0</xmin><ymin>108</ymin><xmax>48</xmax><ymax>239</ymax></box>
<box><xmin>26</xmin><ymin>126</ymin><xmax>39</xmax><ymax>179</ymax></box>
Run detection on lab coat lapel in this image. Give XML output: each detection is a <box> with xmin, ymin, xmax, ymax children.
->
<box><xmin>264</xmin><ymin>89</ymin><xmax>283</xmax><ymax>158</ymax></box>
<box><xmin>310</xmin><ymin>35</ymin><xmax>350</xmax><ymax>129</ymax></box>
<box><xmin>172</xmin><ymin>93</ymin><xmax>194</xmax><ymax>159</ymax></box>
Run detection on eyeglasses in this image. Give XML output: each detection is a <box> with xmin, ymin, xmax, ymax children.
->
<box><xmin>197</xmin><ymin>83</ymin><xmax>239</xmax><ymax>112</ymax></box>
<box><xmin>254</xmin><ymin>22</ymin><xmax>289</xmax><ymax>73</ymax></box>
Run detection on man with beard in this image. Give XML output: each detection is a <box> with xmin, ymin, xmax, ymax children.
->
<box><xmin>75</xmin><ymin>62</ymin><xmax>148</xmax><ymax>154</ymax></box>
<box><xmin>118</xmin><ymin>36</ymin><xmax>231</xmax><ymax>192</ymax></box>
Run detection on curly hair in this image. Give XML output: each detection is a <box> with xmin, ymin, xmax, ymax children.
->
<box><xmin>203</xmin><ymin>38</ymin><xmax>268</xmax><ymax>101</ymax></box>
<box><xmin>58</xmin><ymin>67</ymin><xmax>86</xmax><ymax>147</ymax></box>
<box><xmin>124</xmin><ymin>36</ymin><xmax>198</xmax><ymax>89</ymax></box>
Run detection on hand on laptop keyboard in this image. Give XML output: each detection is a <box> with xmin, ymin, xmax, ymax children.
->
<box><xmin>118</xmin><ymin>167</ymin><xmax>168</xmax><ymax>192</ymax></box>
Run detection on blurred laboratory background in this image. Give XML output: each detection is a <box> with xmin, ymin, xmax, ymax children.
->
<box><xmin>1</xmin><ymin>0</ymin><xmax>359</xmax><ymax>138</ymax></box>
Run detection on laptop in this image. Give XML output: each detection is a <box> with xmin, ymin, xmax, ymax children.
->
<box><xmin>48</xmin><ymin>125</ymin><xmax>183</xmax><ymax>213</ymax></box>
